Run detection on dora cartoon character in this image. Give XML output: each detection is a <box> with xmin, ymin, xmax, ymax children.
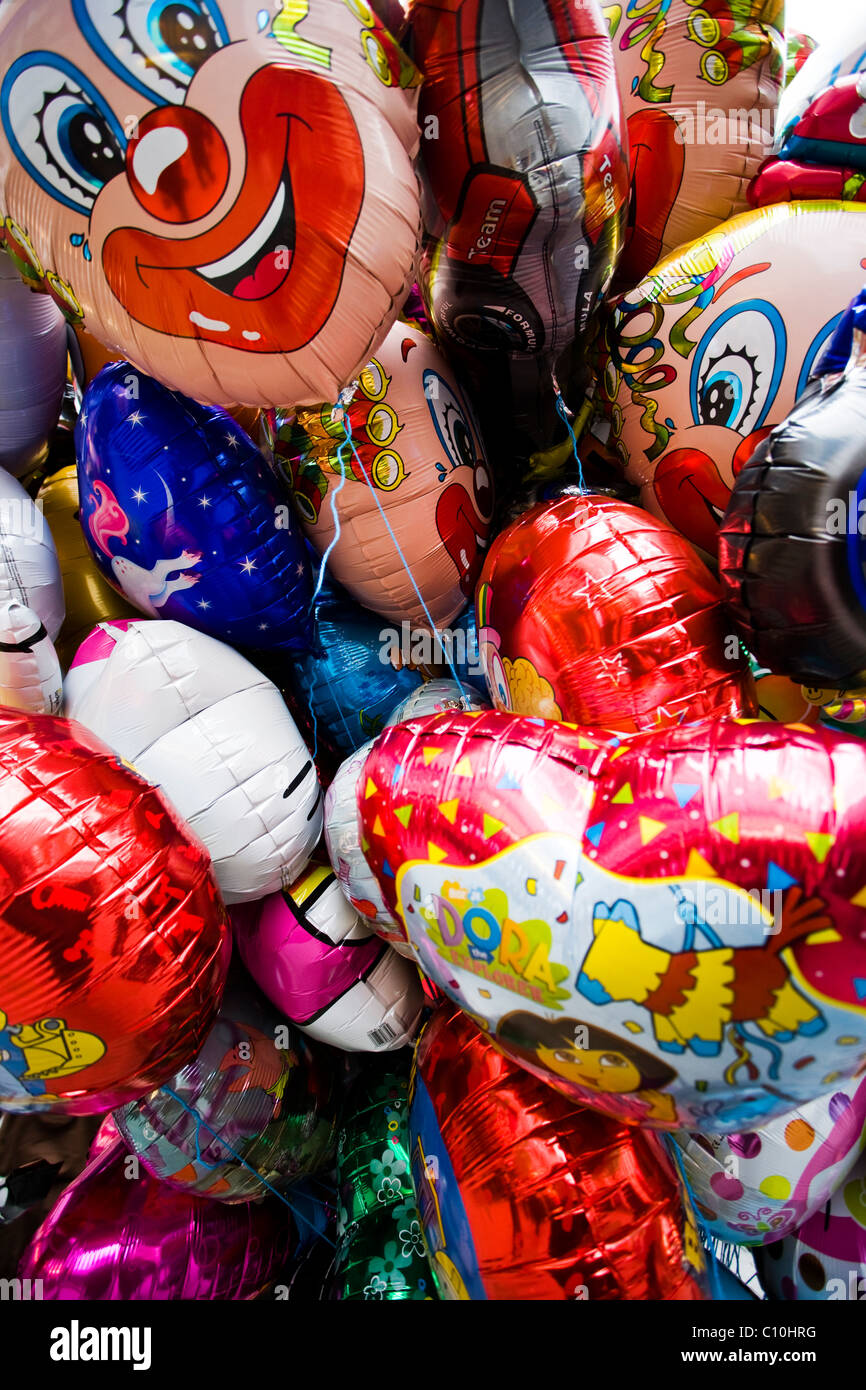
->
<box><xmin>496</xmin><ymin>1010</ymin><xmax>679</xmax><ymax>1125</ymax></box>
<box><xmin>597</xmin><ymin>200</ymin><xmax>866</xmax><ymax>557</ymax></box>
<box><xmin>0</xmin><ymin>0</ymin><xmax>421</xmax><ymax>408</ymax></box>
<box><xmin>0</xmin><ymin>1007</ymin><xmax>105</xmax><ymax>1105</ymax></box>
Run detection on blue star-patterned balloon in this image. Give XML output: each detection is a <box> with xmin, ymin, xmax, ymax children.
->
<box><xmin>287</xmin><ymin>571</ymin><xmax>422</xmax><ymax>757</ymax></box>
<box><xmin>75</xmin><ymin>362</ymin><xmax>313</xmax><ymax>652</ymax></box>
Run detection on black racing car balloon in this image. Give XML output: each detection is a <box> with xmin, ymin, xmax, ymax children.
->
<box><xmin>719</xmin><ymin>288</ymin><xmax>866</xmax><ymax>687</ymax></box>
<box><xmin>409</xmin><ymin>0</ymin><xmax>628</xmax><ymax>449</ymax></box>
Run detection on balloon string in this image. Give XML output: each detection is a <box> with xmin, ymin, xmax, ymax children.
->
<box><xmin>663</xmin><ymin>1133</ymin><xmax>724</xmax><ymax>1301</ymax></box>
<box><xmin>308</xmin><ymin>405</ymin><xmax>352</xmax><ymax>614</ymax></box>
<box><xmin>341</xmin><ymin>421</ymin><xmax>470</xmax><ymax>701</ymax></box>
<box><xmin>554</xmin><ymin>392</ymin><xmax>588</xmax><ymax>495</ymax></box>
<box><xmin>160</xmin><ymin>1086</ymin><xmax>336</xmax><ymax>1246</ymax></box>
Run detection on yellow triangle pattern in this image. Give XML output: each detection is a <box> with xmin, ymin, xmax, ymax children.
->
<box><xmin>711</xmin><ymin>812</ymin><xmax>739</xmax><ymax>844</ymax></box>
<box><xmin>805</xmin><ymin>832</ymin><xmax>834</xmax><ymax>864</ymax></box>
<box><xmin>639</xmin><ymin>816</ymin><xmax>666</xmax><ymax>845</ymax></box>
<box><xmin>422</xmin><ymin>747</ymin><xmax>443</xmax><ymax>766</ymax></box>
<box><xmin>686</xmin><ymin>849</ymin><xmax>717</xmax><ymax>878</ymax></box>
<box><xmin>611</xmin><ymin>783</ymin><xmax>633</xmax><ymax>804</ymax></box>
<box><xmin>364</xmin><ymin>777</ymin><xmax>377</xmax><ymax>799</ymax></box>
<box><xmin>438</xmin><ymin>799</ymin><xmax>460</xmax><ymax>824</ymax></box>
<box><xmin>372</xmin><ymin>816</ymin><xmax>385</xmax><ymax>836</ymax></box>
<box><xmin>428</xmin><ymin>842</ymin><xmax>448</xmax><ymax>864</ymax></box>
<box><xmin>454</xmin><ymin>756</ymin><xmax>473</xmax><ymax>776</ymax></box>
<box><xmin>395</xmin><ymin>805</ymin><xmax>413</xmax><ymax>828</ymax></box>
<box><xmin>483</xmin><ymin>814</ymin><xmax>504</xmax><ymax>839</ymax></box>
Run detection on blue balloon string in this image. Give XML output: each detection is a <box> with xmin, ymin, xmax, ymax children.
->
<box><xmin>663</xmin><ymin>1133</ymin><xmax>724</xmax><ymax>1301</ymax></box>
<box><xmin>555</xmin><ymin>393</ymin><xmax>588</xmax><ymax>495</ymax></box>
<box><xmin>159</xmin><ymin>1085</ymin><xmax>336</xmax><ymax>1247</ymax></box>
<box><xmin>308</xmin><ymin>408</ymin><xmax>351</xmax><ymax>613</ymax></box>
<box><xmin>341</xmin><ymin>421</ymin><xmax>470</xmax><ymax>701</ymax></box>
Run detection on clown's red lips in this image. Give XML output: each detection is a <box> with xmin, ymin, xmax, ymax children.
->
<box><xmin>436</xmin><ymin>479</ymin><xmax>489</xmax><ymax>595</ymax></box>
<box><xmin>102</xmin><ymin>65</ymin><xmax>365</xmax><ymax>353</ymax></box>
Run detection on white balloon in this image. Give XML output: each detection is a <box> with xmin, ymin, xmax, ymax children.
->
<box><xmin>0</xmin><ymin>600</ymin><xmax>62</xmax><ymax>713</ymax></box>
<box><xmin>385</xmin><ymin>678</ymin><xmax>489</xmax><ymax>726</ymax></box>
<box><xmin>65</xmin><ymin>619</ymin><xmax>321</xmax><ymax>902</ymax></box>
<box><xmin>0</xmin><ymin>254</ymin><xmax>67</xmax><ymax>477</ymax></box>
<box><xmin>0</xmin><ymin>469</ymin><xmax>64</xmax><ymax>638</ymax></box>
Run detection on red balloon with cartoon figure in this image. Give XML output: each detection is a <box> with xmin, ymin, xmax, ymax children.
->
<box><xmin>0</xmin><ymin>709</ymin><xmax>230</xmax><ymax>1116</ymax></box>
<box><xmin>273</xmin><ymin>320</ymin><xmax>493</xmax><ymax>627</ymax></box>
<box><xmin>409</xmin><ymin>1003</ymin><xmax>707</xmax><ymax>1300</ymax></box>
<box><xmin>595</xmin><ymin>201</ymin><xmax>866</xmax><ymax>557</ymax></box>
<box><xmin>358</xmin><ymin>708</ymin><xmax>866</xmax><ymax>1132</ymax></box>
<box><xmin>606</xmin><ymin>0</ymin><xmax>784</xmax><ymax>291</ymax></box>
<box><xmin>0</xmin><ymin>0</ymin><xmax>421</xmax><ymax>407</ymax></box>
<box><xmin>475</xmin><ymin>493</ymin><xmax>756</xmax><ymax>733</ymax></box>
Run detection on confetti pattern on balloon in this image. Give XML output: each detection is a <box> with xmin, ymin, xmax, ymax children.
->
<box><xmin>114</xmin><ymin>985</ymin><xmax>339</xmax><ymax>1202</ymax></box>
<box><xmin>675</xmin><ymin>1073</ymin><xmax>866</xmax><ymax>1245</ymax></box>
<box><xmin>409</xmin><ymin>1003</ymin><xmax>707</xmax><ymax>1300</ymax></box>
<box><xmin>329</xmin><ymin>1058</ymin><xmax>436</xmax><ymax>1301</ymax></box>
<box><xmin>0</xmin><ymin>708</ymin><xmax>230</xmax><ymax>1115</ymax></box>
<box><xmin>476</xmin><ymin>494</ymin><xmax>756</xmax><ymax>733</ymax></box>
<box><xmin>755</xmin><ymin>1146</ymin><xmax>866</xmax><ymax>1300</ymax></box>
<box><xmin>76</xmin><ymin>362</ymin><xmax>313</xmax><ymax>652</ymax></box>
<box><xmin>359</xmin><ymin>709</ymin><xmax>866</xmax><ymax>1132</ymax></box>
<box><xmin>20</xmin><ymin>1139</ymin><xmax>296</xmax><ymax>1299</ymax></box>
<box><xmin>0</xmin><ymin>0</ymin><xmax>422</xmax><ymax>408</ymax></box>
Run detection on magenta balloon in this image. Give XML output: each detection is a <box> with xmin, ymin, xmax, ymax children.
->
<box><xmin>20</xmin><ymin>1140</ymin><xmax>294</xmax><ymax>1300</ymax></box>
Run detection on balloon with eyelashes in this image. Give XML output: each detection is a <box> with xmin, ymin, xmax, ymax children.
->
<box><xmin>231</xmin><ymin>859</ymin><xmax>425</xmax><ymax>1053</ymax></box>
<box><xmin>605</xmin><ymin>0</ymin><xmax>784</xmax><ymax>291</ymax></box>
<box><xmin>475</xmin><ymin>493</ymin><xmax>756</xmax><ymax>734</ymax></box>
<box><xmin>20</xmin><ymin>1138</ymin><xmax>297</xmax><ymax>1298</ymax></box>
<box><xmin>64</xmin><ymin>619</ymin><xmax>323</xmax><ymax>904</ymax></box>
<box><xmin>272</xmin><ymin>320</ymin><xmax>494</xmax><ymax>629</ymax></box>
<box><xmin>0</xmin><ymin>0</ymin><xmax>422</xmax><ymax>408</ymax></box>
<box><xmin>594</xmin><ymin>201</ymin><xmax>866</xmax><ymax>558</ymax></box>
<box><xmin>358</xmin><ymin>708</ymin><xmax>866</xmax><ymax>1132</ymax></box>
<box><xmin>719</xmin><ymin>287</ymin><xmax>866</xmax><ymax>689</ymax></box>
<box><xmin>76</xmin><ymin>361</ymin><xmax>314</xmax><ymax>654</ymax></box>
<box><xmin>0</xmin><ymin>705</ymin><xmax>230</xmax><ymax>1116</ymax></box>
<box><xmin>408</xmin><ymin>1003</ymin><xmax>708</xmax><ymax>1300</ymax></box>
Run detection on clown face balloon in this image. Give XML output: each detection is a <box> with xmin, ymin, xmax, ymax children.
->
<box><xmin>606</xmin><ymin>0</ymin><xmax>784</xmax><ymax>290</ymax></box>
<box><xmin>359</xmin><ymin>709</ymin><xmax>866</xmax><ymax>1132</ymax></box>
<box><xmin>0</xmin><ymin>0</ymin><xmax>421</xmax><ymax>407</ymax></box>
<box><xmin>76</xmin><ymin>361</ymin><xmax>313</xmax><ymax>653</ymax></box>
<box><xmin>476</xmin><ymin>494</ymin><xmax>756</xmax><ymax>734</ymax></box>
<box><xmin>0</xmin><ymin>707</ymin><xmax>230</xmax><ymax>1114</ymax></box>
<box><xmin>597</xmin><ymin>201</ymin><xmax>866</xmax><ymax>556</ymax></box>
<box><xmin>65</xmin><ymin>619</ymin><xmax>322</xmax><ymax>902</ymax></box>
<box><xmin>274</xmin><ymin>321</ymin><xmax>493</xmax><ymax>627</ymax></box>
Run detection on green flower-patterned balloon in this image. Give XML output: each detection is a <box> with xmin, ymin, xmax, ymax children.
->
<box><xmin>329</xmin><ymin>1058</ymin><xmax>436</xmax><ymax>1301</ymax></box>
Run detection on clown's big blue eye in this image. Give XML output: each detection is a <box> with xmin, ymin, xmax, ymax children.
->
<box><xmin>1</xmin><ymin>56</ymin><xmax>127</xmax><ymax>213</ymax></box>
<box><xmin>72</xmin><ymin>0</ymin><xmax>230</xmax><ymax>106</ymax></box>
<box><xmin>690</xmin><ymin>300</ymin><xmax>786</xmax><ymax>436</ymax></box>
<box><xmin>424</xmin><ymin>370</ymin><xmax>477</xmax><ymax>474</ymax></box>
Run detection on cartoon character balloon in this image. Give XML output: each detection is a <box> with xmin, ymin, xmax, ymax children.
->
<box><xmin>359</xmin><ymin>708</ymin><xmax>866</xmax><ymax>1132</ymax></box>
<box><xmin>674</xmin><ymin>1075</ymin><xmax>866</xmax><ymax>1245</ymax></box>
<box><xmin>750</xmin><ymin>13</ymin><xmax>866</xmax><ymax>207</ymax></box>
<box><xmin>20</xmin><ymin>1138</ymin><xmax>297</xmax><ymax>1298</ymax></box>
<box><xmin>114</xmin><ymin>982</ymin><xmax>338</xmax><ymax>1201</ymax></box>
<box><xmin>65</xmin><ymin>619</ymin><xmax>322</xmax><ymax>902</ymax></box>
<box><xmin>476</xmin><ymin>494</ymin><xmax>756</xmax><ymax>733</ymax></box>
<box><xmin>755</xmin><ymin>1147</ymin><xmax>866</xmax><ymax>1300</ymax></box>
<box><xmin>273</xmin><ymin>321</ymin><xmax>493</xmax><ymax>628</ymax></box>
<box><xmin>0</xmin><ymin>250</ymin><xmax>67</xmax><ymax>476</ymax></box>
<box><xmin>410</xmin><ymin>0</ymin><xmax>628</xmax><ymax>446</ymax></box>
<box><xmin>232</xmin><ymin>860</ymin><xmax>424</xmax><ymax>1052</ymax></box>
<box><xmin>719</xmin><ymin>287</ymin><xmax>866</xmax><ymax>688</ymax></box>
<box><xmin>37</xmin><ymin>464</ymin><xmax>138</xmax><ymax>669</ymax></box>
<box><xmin>596</xmin><ymin>201</ymin><xmax>866</xmax><ymax>556</ymax></box>
<box><xmin>410</xmin><ymin>1003</ymin><xmax>707</xmax><ymax>1299</ymax></box>
<box><xmin>77</xmin><ymin>361</ymin><xmax>313</xmax><ymax>652</ymax></box>
<box><xmin>0</xmin><ymin>707</ymin><xmax>230</xmax><ymax>1114</ymax></box>
<box><xmin>605</xmin><ymin>0</ymin><xmax>784</xmax><ymax>290</ymax></box>
<box><xmin>0</xmin><ymin>0</ymin><xmax>422</xmax><ymax>407</ymax></box>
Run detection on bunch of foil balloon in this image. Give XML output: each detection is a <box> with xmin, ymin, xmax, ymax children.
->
<box><xmin>1</xmin><ymin>0</ymin><xmax>866</xmax><ymax>1305</ymax></box>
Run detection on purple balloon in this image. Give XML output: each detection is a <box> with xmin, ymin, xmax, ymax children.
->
<box><xmin>20</xmin><ymin>1140</ymin><xmax>295</xmax><ymax>1299</ymax></box>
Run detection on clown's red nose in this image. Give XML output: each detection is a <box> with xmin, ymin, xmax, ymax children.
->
<box><xmin>127</xmin><ymin>106</ymin><xmax>229</xmax><ymax>224</ymax></box>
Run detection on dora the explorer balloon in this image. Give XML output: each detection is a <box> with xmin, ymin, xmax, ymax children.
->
<box><xmin>597</xmin><ymin>201</ymin><xmax>866</xmax><ymax>556</ymax></box>
<box><xmin>0</xmin><ymin>0</ymin><xmax>421</xmax><ymax>408</ymax></box>
<box><xmin>605</xmin><ymin>0</ymin><xmax>784</xmax><ymax>290</ymax></box>
<box><xmin>274</xmin><ymin>320</ymin><xmax>493</xmax><ymax>628</ymax></box>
